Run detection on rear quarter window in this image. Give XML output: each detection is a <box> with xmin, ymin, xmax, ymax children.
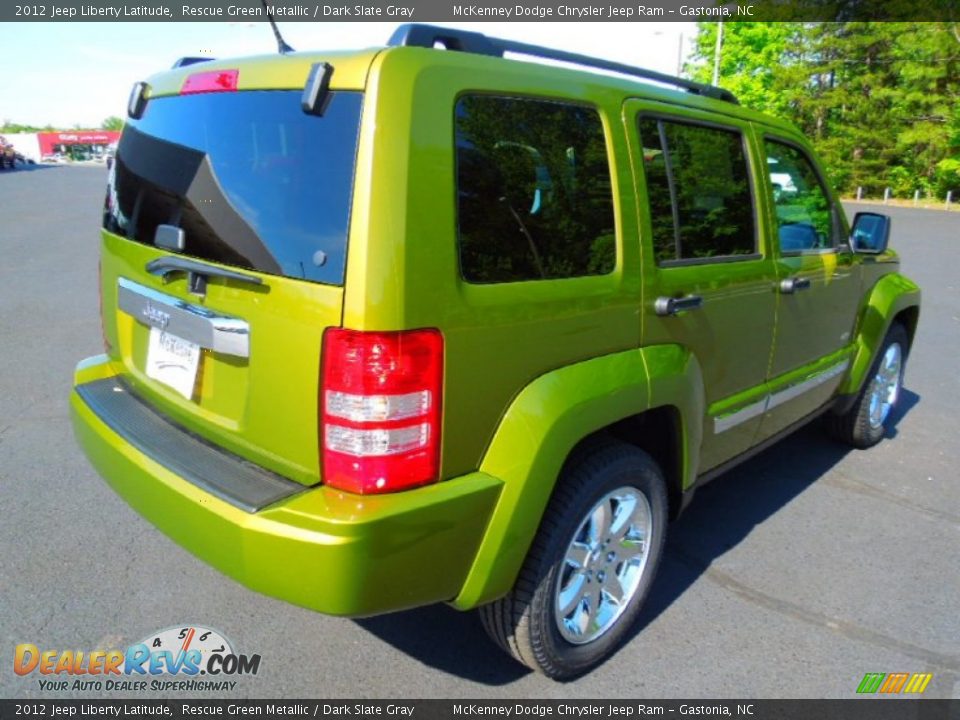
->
<box><xmin>454</xmin><ymin>95</ymin><xmax>616</xmax><ymax>284</ymax></box>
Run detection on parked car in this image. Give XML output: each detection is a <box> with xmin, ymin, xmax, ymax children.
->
<box><xmin>105</xmin><ymin>142</ymin><xmax>118</xmax><ymax>170</ymax></box>
<box><xmin>71</xmin><ymin>24</ymin><xmax>921</xmax><ymax>679</ymax></box>
<box><xmin>1</xmin><ymin>138</ymin><xmax>16</xmax><ymax>169</ymax></box>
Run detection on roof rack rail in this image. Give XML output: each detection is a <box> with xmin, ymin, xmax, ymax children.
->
<box><xmin>387</xmin><ymin>24</ymin><xmax>738</xmax><ymax>105</ymax></box>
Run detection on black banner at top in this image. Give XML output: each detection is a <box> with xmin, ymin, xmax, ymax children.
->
<box><xmin>2</xmin><ymin>0</ymin><xmax>960</xmax><ymax>22</ymax></box>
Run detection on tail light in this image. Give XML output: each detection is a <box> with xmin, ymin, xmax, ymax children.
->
<box><xmin>321</xmin><ymin>328</ymin><xmax>443</xmax><ymax>494</ymax></box>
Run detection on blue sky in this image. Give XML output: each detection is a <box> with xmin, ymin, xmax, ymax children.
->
<box><xmin>1</xmin><ymin>22</ymin><xmax>699</xmax><ymax>128</ymax></box>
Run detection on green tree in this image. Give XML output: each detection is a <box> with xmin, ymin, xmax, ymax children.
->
<box><xmin>102</xmin><ymin>116</ymin><xmax>124</xmax><ymax>131</ymax></box>
<box><xmin>889</xmin><ymin>24</ymin><xmax>960</xmax><ymax>194</ymax></box>
<box><xmin>1</xmin><ymin>120</ymin><xmax>47</xmax><ymax>133</ymax></box>
<box><xmin>687</xmin><ymin>22</ymin><xmax>801</xmax><ymax>117</ymax></box>
<box><xmin>687</xmin><ymin>22</ymin><xmax>960</xmax><ymax>199</ymax></box>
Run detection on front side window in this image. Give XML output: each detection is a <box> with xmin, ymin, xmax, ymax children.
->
<box><xmin>638</xmin><ymin>117</ymin><xmax>756</xmax><ymax>263</ymax></box>
<box><xmin>455</xmin><ymin>96</ymin><xmax>616</xmax><ymax>283</ymax></box>
<box><xmin>764</xmin><ymin>139</ymin><xmax>836</xmax><ymax>252</ymax></box>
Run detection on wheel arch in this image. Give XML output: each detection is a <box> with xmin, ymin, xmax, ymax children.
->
<box><xmin>893</xmin><ymin>304</ymin><xmax>920</xmax><ymax>350</ymax></box>
<box><xmin>603</xmin><ymin>405</ymin><xmax>684</xmax><ymax>519</ymax></box>
<box><xmin>451</xmin><ymin>344</ymin><xmax>704</xmax><ymax>610</ymax></box>
<box><xmin>838</xmin><ymin>272</ymin><xmax>921</xmax><ymax>397</ymax></box>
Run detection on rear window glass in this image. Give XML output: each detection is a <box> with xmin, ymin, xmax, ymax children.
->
<box><xmin>455</xmin><ymin>95</ymin><xmax>616</xmax><ymax>284</ymax></box>
<box><xmin>105</xmin><ymin>90</ymin><xmax>362</xmax><ymax>285</ymax></box>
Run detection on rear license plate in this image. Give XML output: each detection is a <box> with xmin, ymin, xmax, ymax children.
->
<box><xmin>146</xmin><ymin>327</ymin><xmax>201</xmax><ymax>400</ymax></box>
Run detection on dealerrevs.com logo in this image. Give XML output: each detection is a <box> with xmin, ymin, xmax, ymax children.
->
<box><xmin>14</xmin><ymin>625</ymin><xmax>261</xmax><ymax>693</ymax></box>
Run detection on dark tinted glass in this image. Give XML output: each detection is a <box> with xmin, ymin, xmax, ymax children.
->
<box><xmin>455</xmin><ymin>96</ymin><xmax>615</xmax><ymax>283</ymax></box>
<box><xmin>637</xmin><ymin>119</ymin><xmax>677</xmax><ymax>264</ymax></box>
<box><xmin>105</xmin><ymin>91</ymin><xmax>363</xmax><ymax>285</ymax></box>
<box><xmin>764</xmin><ymin>140</ymin><xmax>835</xmax><ymax>252</ymax></box>
<box><xmin>638</xmin><ymin>118</ymin><xmax>755</xmax><ymax>263</ymax></box>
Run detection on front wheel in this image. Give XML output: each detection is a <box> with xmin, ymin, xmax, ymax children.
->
<box><xmin>479</xmin><ymin>441</ymin><xmax>668</xmax><ymax>679</ymax></box>
<box><xmin>825</xmin><ymin>323</ymin><xmax>909</xmax><ymax>448</ymax></box>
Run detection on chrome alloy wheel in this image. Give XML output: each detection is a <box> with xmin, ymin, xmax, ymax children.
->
<box><xmin>555</xmin><ymin>486</ymin><xmax>652</xmax><ymax>645</ymax></box>
<box><xmin>867</xmin><ymin>342</ymin><xmax>902</xmax><ymax>429</ymax></box>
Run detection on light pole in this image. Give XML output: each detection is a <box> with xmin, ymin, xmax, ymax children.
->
<box><xmin>654</xmin><ymin>30</ymin><xmax>685</xmax><ymax>77</ymax></box>
<box><xmin>712</xmin><ymin>20</ymin><xmax>724</xmax><ymax>86</ymax></box>
<box><xmin>676</xmin><ymin>31</ymin><xmax>684</xmax><ymax>76</ymax></box>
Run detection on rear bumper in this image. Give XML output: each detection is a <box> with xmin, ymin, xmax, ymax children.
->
<box><xmin>70</xmin><ymin>356</ymin><xmax>501</xmax><ymax>617</ymax></box>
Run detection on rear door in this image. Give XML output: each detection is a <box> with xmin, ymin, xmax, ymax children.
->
<box><xmin>629</xmin><ymin>102</ymin><xmax>778</xmax><ymax>473</ymax></box>
<box><xmin>100</xmin><ymin>86</ymin><xmax>364</xmax><ymax>485</ymax></box>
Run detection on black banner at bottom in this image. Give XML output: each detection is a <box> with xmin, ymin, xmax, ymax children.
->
<box><xmin>0</xmin><ymin>700</ymin><xmax>958</xmax><ymax>720</ymax></box>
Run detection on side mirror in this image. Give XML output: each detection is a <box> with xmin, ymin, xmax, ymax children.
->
<box><xmin>850</xmin><ymin>212</ymin><xmax>891</xmax><ymax>254</ymax></box>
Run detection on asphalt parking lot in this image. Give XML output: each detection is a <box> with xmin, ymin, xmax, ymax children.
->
<box><xmin>1</xmin><ymin>165</ymin><xmax>958</xmax><ymax>699</ymax></box>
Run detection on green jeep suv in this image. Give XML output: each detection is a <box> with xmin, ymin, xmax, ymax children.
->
<box><xmin>71</xmin><ymin>25</ymin><xmax>921</xmax><ymax>678</ymax></box>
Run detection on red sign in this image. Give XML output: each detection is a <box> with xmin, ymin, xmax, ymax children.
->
<box><xmin>38</xmin><ymin>130</ymin><xmax>121</xmax><ymax>155</ymax></box>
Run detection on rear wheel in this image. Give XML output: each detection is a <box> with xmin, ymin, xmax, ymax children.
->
<box><xmin>825</xmin><ymin>323</ymin><xmax>909</xmax><ymax>448</ymax></box>
<box><xmin>479</xmin><ymin>440</ymin><xmax>668</xmax><ymax>679</ymax></box>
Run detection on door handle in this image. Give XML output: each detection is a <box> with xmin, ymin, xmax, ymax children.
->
<box><xmin>654</xmin><ymin>294</ymin><xmax>704</xmax><ymax>316</ymax></box>
<box><xmin>779</xmin><ymin>277</ymin><xmax>812</xmax><ymax>294</ymax></box>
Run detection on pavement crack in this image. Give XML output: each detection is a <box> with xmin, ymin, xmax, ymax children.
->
<box><xmin>822</xmin><ymin>472</ymin><xmax>960</xmax><ymax>527</ymax></box>
<box><xmin>671</xmin><ymin>547</ymin><xmax>960</xmax><ymax>673</ymax></box>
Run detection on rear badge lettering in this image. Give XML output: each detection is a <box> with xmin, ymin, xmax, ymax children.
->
<box><xmin>142</xmin><ymin>301</ymin><xmax>171</xmax><ymax>330</ymax></box>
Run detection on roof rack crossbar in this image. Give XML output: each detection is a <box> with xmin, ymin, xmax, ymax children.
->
<box><xmin>387</xmin><ymin>24</ymin><xmax>738</xmax><ymax>105</ymax></box>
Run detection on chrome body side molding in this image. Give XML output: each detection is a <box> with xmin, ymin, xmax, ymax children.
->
<box><xmin>714</xmin><ymin>359</ymin><xmax>850</xmax><ymax>434</ymax></box>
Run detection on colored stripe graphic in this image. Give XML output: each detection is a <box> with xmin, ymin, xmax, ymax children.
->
<box><xmin>856</xmin><ymin>672</ymin><xmax>932</xmax><ymax>694</ymax></box>
<box><xmin>880</xmin><ymin>673</ymin><xmax>910</xmax><ymax>693</ymax></box>
<box><xmin>903</xmin><ymin>673</ymin><xmax>933</xmax><ymax>694</ymax></box>
<box><xmin>857</xmin><ymin>673</ymin><xmax>885</xmax><ymax>693</ymax></box>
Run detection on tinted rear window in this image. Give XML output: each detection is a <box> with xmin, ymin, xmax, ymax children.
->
<box><xmin>105</xmin><ymin>90</ymin><xmax>362</xmax><ymax>285</ymax></box>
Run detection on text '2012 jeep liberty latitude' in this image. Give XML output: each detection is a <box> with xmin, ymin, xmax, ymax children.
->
<box><xmin>71</xmin><ymin>25</ymin><xmax>921</xmax><ymax>678</ymax></box>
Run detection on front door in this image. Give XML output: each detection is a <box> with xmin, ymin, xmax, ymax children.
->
<box><xmin>759</xmin><ymin>135</ymin><xmax>862</xmax><ymax>438</ymax></box>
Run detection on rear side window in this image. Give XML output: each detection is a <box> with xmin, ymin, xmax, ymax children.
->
<box><xmin>638</xmin><ymin>117</ymin><xmax>756</xmax><ymax>264</ymax></box>
<box><xmin>105</xmin><ymin>90</ymin><xmax>363</xmax><ymax>285</ymax></box>
<box><xmin>455</xmin><ymin>96</ymin><xmax>616</xmax><ymax>284</ymax></box>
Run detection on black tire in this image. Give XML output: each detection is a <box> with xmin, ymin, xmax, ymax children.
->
<box><xmin>479</xmin><ymin>440</ymin><xmax>668</xmax><ymax>679</ymax></box>
<box><xmin>824</xmin><ymin>323</ymin><xmax>909</xmax><ymax>449</ymax></box>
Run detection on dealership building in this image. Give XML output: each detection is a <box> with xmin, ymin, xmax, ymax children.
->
<box><xmin>3</xmin><ymin>130</ymin><xmax>121</xmax><ymax>162</ymax></box>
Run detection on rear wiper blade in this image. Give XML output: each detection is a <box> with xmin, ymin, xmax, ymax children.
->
<box><xmin>146</xmin><ymin>256</ymin><xmax>262</xmax><ymax>296</ymax></box>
